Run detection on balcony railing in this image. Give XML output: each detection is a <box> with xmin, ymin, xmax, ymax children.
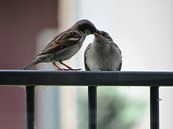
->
<box><xmin>0</xmin><ymin>70</ymin><xmax>173</xmax><ymax>129</ymax></box>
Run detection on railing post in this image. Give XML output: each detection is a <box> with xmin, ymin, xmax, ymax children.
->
<box><xmin>26</xmin><ymin>86</ymin><xmax>35</xmax><ymax>129</ymax></box>
<box><xmin>88</xmin><ymin>86</ymin><xmax>97</xmax><ymax>129</ymax></box>
<box><xmin>150</xmin><ymin>86</ymin><xmax>159</xmax><ymax>129</ymax></box>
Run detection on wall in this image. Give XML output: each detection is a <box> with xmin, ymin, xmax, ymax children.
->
<box><xmin>0</xmin><ymin>0</ymin><xmax>57</xmax><ymax>129</ymax></box>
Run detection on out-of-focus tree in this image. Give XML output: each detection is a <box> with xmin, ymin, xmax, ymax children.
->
<box><xmin>77</xmin><ymin>87</ymin><xmax>146</xmax><ymax>129</ymax></box>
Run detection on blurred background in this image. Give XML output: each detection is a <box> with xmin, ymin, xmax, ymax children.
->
<box><xmin>0</xmin><ymin>0</ymin><xmax>173</xmax><ymax>129</ymax></box>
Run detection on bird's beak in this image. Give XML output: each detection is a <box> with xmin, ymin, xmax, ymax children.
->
<box><xmin>94</xmin><ymin>32</ymin><xmax>100</xmax><ymax>37</ymax></box>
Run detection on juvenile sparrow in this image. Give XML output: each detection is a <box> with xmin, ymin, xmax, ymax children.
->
<box><xmin>84</xmin><ymin>31</ymin><xmax>122</xmax><ymax>71</ymax></box>
<box><xmin>23</xmin><ymin>19</ymin><xmax>98</xmax><ymax>70</ymax></box>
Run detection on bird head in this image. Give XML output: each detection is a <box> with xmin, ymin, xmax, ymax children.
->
<box><xmin>72</xmin><ymin>19</ymin><xmax>98</xmax><ymax>35</ymax></box>
<box><xmin>94</xmin><ymin>31</ymin><xmax>113</xmax><ymax>42</ymax></box>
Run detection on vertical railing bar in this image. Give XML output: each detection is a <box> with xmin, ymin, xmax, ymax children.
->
<box><xmin>26</xmin><ymin>86</ymin><xmax>35</xmax><ymax>129</ymax></box>
<box><xmin>150</xmin><ymin>86</ymin><xmax>159</xmax><ymax>129</ymax></box>
<box><xmin>88</xmin><ymin>86</ymin><xmax>97</xmax><ymax>129</ymax></box>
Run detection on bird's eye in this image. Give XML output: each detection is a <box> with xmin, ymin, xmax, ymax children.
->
<box><xmin>100</xmin><ymin>31</ymin><xmax>112</xmax><ymax>41</ymax></box>
<box><xmin>100</xmin><ymin>31</ymin><xmax>109</xmax><ymax>37</ymax></box>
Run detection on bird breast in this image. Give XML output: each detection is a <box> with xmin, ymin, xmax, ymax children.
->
<box><xmin>86</xmin><ymin>43</ymin><xmax>122</xmax><ymax>71</ymax></box>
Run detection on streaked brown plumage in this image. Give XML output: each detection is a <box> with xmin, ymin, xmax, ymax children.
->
<box><xmin>23</xmin><ymin>19</ymin><xmax>98</xmax><ymax>70</ymax></box>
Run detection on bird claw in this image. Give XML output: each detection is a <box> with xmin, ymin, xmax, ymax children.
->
<box><xmin>69</xmin><ymin>68</ymin><xmax>82</xmax><ymax>71</ymax></box>
<box><xmin>56</xmin><ymin>68</ymin><xmax>82</xmax><ymax>71</ymax></box>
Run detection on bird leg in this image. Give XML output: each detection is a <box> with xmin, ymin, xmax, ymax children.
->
<box><xmin>52</xmin><ymin>62</ymin><xmax>67</xmax><ymax>71</ymax></box>
<box><xmin>59</xmin><ymin>61</ymin><xmax>81</xmax><ymax>71</ymax></box>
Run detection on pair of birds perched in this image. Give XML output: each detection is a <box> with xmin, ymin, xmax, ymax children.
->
<box><xmin>23</xmin><ymin>19</ymin><xmax>122</xmax><ymax>71</ymax></box>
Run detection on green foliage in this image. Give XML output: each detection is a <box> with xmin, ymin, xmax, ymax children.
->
<box><xmin>77</xmin><ymin>87</ymin><xmax>146</xmax><ymax>129</ymax></box>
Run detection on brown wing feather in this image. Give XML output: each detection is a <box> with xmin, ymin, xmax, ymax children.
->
<box><xmin>37</xmin><ymin>30</ymin><xmax>82</xmax><ymax>55</ymax></box>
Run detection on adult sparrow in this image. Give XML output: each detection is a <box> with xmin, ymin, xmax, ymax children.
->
<box><xmin>23</xmin><ymin>19</ymin><xmax>98</xmax><ymax>70</ymax></box>
<box><xmin>84</xmin><ymin>31</ymin><xmax>122</xmax><ymax>71</ymax></box>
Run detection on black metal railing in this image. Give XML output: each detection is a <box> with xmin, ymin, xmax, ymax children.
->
<box><xmin>1</xmin><ymin>70</ymin><xmax>173</xmax><ymax>129</ymax></box>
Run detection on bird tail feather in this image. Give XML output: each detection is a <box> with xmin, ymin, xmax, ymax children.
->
<box><xmin>23</xmin><ymin>59</ymin><xmax>41</xmax><ymax>70</ymax></box>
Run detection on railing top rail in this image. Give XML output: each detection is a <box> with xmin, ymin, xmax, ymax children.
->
<box><xmin>0</xmin><ymin>70</ymin><xmax>173</xmax><ymax>86</ymax></box>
